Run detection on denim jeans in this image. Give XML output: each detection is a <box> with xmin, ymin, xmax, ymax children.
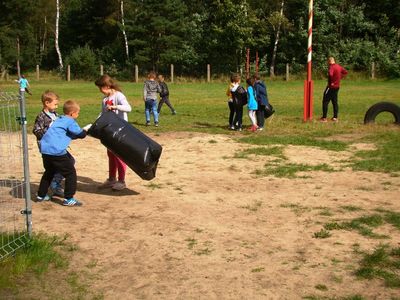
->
<box><xmin>145</xmin><ymin>99</ymin><xmax>159</xmax><ymax>123</ymax></box>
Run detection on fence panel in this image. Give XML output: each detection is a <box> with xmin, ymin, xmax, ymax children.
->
<box><xmin>0</xmin><ymin>92</ymin><xmax>31</xmax><ymax>260</ymax></box>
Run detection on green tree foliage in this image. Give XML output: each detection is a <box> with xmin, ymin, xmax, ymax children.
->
<box><xmin>64</xmin><ymin>45</ymin><xmax>98</xmax><ymax>80</ymax></box>
<box><xmin>0</xmin><ymin>0</ymin><xmax>399</xmax><ymax>77</ymax></box>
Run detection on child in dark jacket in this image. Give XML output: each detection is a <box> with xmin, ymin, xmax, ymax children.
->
<box><xmin>157</xmin><ymin>74</ymin><xmax>176</xmax><ymax>115</ymax></box>
<box><xmin>253</xmin><ymin>74</ymin><xmax>269</xmax><ymax>130</ymax></box>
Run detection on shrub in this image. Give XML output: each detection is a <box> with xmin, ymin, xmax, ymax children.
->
<box><xmin>65</xmin><ymin>45</ymin><xmax>98</xmax><ymax>80</ymax></box>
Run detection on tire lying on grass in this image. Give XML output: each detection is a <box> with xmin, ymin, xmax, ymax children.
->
<box><xmin>364</xmin><ymin>101</ymin><xmax>400</xmax><ymax>125</ymax></box>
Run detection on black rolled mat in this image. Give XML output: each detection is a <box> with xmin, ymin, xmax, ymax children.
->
<box><xmin>88</xmin><ymin>111</ymin><xmax>162</xmax><ymax>180</ymax></box>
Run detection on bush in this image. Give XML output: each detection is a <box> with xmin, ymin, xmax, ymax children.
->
<box><xmin>65</xmin><ymin>45</ymin><xmax>98</xmax><ymax>80</ymax></box>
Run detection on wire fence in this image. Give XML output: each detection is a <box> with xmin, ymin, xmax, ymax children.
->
<box><xmin>0</xmin><ymin>91</ymin><xmax>32</xmax><ymax>260</ymax></box>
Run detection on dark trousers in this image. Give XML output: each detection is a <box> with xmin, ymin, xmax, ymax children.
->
<box><xmin>256</xmin><ymin>104</ymin><xmax>266</xmax><ymax>128</ymax></box>
<box><xmin>38</xmin><ymin>153</ymin><xmax>76</xmax><ymax>199</ymax></box>
<box><xmin>157</xmin><ymin>96</ymin><xmax>175</xmax><ymax>113</ymax></box>
<box><xmin>228</xmin><ymin>101</ymin><xmax>235</xmax><ymax>126</ymax></box>
<box><xmin>322</xmin><ymin>87</ymin><xmax>339</xmax><ymax>118</ymax></box>
<box><xmin>233</xmin><ymin>104</ymin><xmax>243</xmax><ymax>129</ymax></box>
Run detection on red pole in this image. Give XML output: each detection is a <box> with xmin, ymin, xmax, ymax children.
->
<box><xmin>255</xmin><ymin>51</ymin><xmax>259</xmax><ymax>76</ymax></box>
<box><xmin>246</xmin><ymin>48</ymin><xmax>250</xmax><ymax>78</ymax></box>
<box><xmin>304</xmin><ymin>0</ymin><xmax>314</xmax><ymax>121</ymax></box>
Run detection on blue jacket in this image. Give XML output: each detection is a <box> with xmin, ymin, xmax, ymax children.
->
<box><xmin>247</xmin><ymin>86</ymin><xmax>258</xmax><ymax>110</ymax></box>
<box><xmin>254</xmin><ymin>80</ymin><xmax>269</xmax><ymax>106</ymax></box>
<box><xmin>40</xmin><ymin>116</ymin><xmax>86</xmax><ymax>156</ymax></box>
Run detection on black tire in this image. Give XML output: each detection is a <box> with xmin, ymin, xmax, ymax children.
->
<box><xmin>364</xmin><ymin>101</ymin><xmax>400</xmax><ymax>125</ymax></box>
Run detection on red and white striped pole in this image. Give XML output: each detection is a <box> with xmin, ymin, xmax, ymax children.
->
<box><xmin>303</xmin><ymin>0</ymin><xmax>314</xmax><ymax>121</ymax></box>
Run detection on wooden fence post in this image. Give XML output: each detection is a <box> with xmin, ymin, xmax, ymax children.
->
<box><xmin>286</xmin><ymin>63</ymin><xmax>290</xmax><ymax>81</ymax></box>
<box><xmin>66</xmin><ymin>65</ymin><xmax>70</xmax><ymax>81</ymax></box>
<box><xmin>207</xmin><ymin>64</ymin><xmax>211</xmax><ymax>83</ymax></box>
<box><xmin>100</xmin><ymin>64</ymin><xmax>104</xmax><ymax>76</ymax></box>
<box><xmin>170</xmin><ymin>64</ymin><xmax>174</xmax><ymax>83</ymax></box>
<box><xmin>36</xmin><ymin>65</ymin><xmax>40</xmax><ymax>80</ymax></box>
<box><xmin>135</xmin><ymin>65</ymin><xmax>139</xmax><ymax>83</ymax></box>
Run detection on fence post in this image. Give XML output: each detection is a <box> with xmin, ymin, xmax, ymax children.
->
<box><xmin>36</xmin><ymin>65</ymin><xmax>40</xmax><ymax>80</ymax></box>
<box><xmin>207</xmin><ymin>64</ymin><xmax>211</xmax><ymax>83</ymax></box>
<box><xmin>66</xmin><ymin>65</ymin><xmax>71</xmax><ymax>81</ymax></box>
<box><xmin>170</xmin><ymin>64</ymin><xmax>174</xmax><ymax>83</ymax></box>
<box><xmin>371</xmin><ymin>62</ymin><xmax>375</xmax><ymax>79</ymax></box>
<box><xmin>135</xmin><ymin>65</ymin><xmax>139</xmax><ymax>83</ymax></box>
<box><xmin>100</xmin><ymin>64</ymin><xmax>104</xmax><ymax>76</ymax></box>
<box><xmin>286</xmin><ymin>63</ymin><xmax>290</xmax><ymax>81</ymax></box>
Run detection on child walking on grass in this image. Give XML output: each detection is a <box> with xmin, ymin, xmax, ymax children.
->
<box><xmin>157</xmin><ymin>74</ymin><xmax>176</xmax><ymax>115</ymax></box>
<box><xmin>36</xmin><ymin>100</ymin><xmax>90</xmax><ymax>206</ymax></box>
<box><xmin>33</xmin><ymin>90</ymin><xmax>64</xmax><ymax>197</ymax></box>
<box><xmin>95</xmin><ymin>74</ymin><xmax>132</xmax><ymax>191</ymax></box>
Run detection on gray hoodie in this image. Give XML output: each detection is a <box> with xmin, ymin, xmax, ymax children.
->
<box><xmin>143</xmin><ymin>80</ymin><xmax>161</xmax><ymax>101</ymax></box>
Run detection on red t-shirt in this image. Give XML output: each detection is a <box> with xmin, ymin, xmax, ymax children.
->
<box><xmin>328</xmin><ymin>64</ymin><xmax>348</xmax><ymax>89</ymax></box>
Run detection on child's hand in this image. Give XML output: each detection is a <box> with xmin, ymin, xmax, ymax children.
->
<box><xmin>83</xmin><ymin>124</ymin><xmax>92</xmax><ymax>131</ymax></box>
<box><xmin>107</xmin><ymin>105</ymin><xmax>116</xmax><ymax>111</ymax></box>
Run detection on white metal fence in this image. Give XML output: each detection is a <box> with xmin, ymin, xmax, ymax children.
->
<box><xmin>0</xmin><ymin>91</ymin><xmax>32</xmax><ymax>260</ymax></box>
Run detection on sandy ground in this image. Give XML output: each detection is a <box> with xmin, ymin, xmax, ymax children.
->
<box><xmin>23</xmin><ymin>131</ymin><xmax>400</xmax><ymax>299</ymax></box>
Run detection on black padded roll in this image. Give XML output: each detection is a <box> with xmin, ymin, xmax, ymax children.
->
<box><xmin>88</xmin><ymin>111</ymin><xmax>162</xmax><ymax>180</ymax></box>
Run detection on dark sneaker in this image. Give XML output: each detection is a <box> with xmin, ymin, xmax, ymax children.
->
<box><xmin>63</xmin><ymin>198</ymin><xmax>82</xmax><ymax>206</ymax></box>
<box><xmin>155</xmin><ymin>122</ymin><xmax>159</xmax><ymax>127</ymax></box>
<box><xmin>172</xmin><ymin>111</ymin><xmax>177</xmax><ymax>115</ymax></box>
<box><xmin>146</xmin><ymin>122</ymin><xmax>150</xmax><ymax>126</ymax></box>
<box><xmin>36</xmin><ymin>195</ymin><xmax>51</xmax><ymax>202</ymax></box>
<box><xmin>319</xmin><ymin>117</ymin><xmax>328</xmax><ymax>123</ymax></box>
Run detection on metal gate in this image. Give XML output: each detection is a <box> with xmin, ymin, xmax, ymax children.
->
<box><xmin>0</xmin><ymin>91</ymin><xmax>32</xmax><ymax>260</ymax></box>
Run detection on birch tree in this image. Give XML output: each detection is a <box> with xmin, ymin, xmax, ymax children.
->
<box><xmin>55</xmin><ymin>0</ymin><xmax>63</xmax><ymax>70</ymax></box>
<box><xmin>120</xmin><ymin>0</ymin><xmax>129</xmax><ymax>61</ymax></box>
<box><xmin>268</xmin><ymin>0</ymin><xmax>289</xmax><ymax>77</ymax></box>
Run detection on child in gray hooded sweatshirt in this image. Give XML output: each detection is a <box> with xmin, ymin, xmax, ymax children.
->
<box><xmin>143</xmin><ymin>71</ymin><xmax>161</xmax><ymax>126</ymax></box>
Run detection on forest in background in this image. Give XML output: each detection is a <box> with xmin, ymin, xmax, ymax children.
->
<box><xmin>1</xmin><ymin>0</ymin><xmax>399</xmax><ymax>79</ymax></box>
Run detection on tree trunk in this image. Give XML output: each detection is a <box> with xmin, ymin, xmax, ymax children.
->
<box><xmin>120</xmin><ymin>0</ymin><xmax>129</xmax><ymax>61</ymax></box>
<box><xmin>55</xmin><ymin>0</ymin><xmax>63</xmax><ymax>70</ymax></box>
<box><xmin>270</xmin><ymin>0</ymin><xmax>284</xmax><ymax>78</ymax></box>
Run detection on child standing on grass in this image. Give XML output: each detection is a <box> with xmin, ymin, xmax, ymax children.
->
<box><xmin>226</xmin><ymin>75</ymin><xmax>236</xmax><ymax>129</ymax></box>
<box><xmin>230</xmin><ymin>74</ymin><xmax>247</xmax><ymax>131</ymax></box>
<box><xmin>36</xmin><ymin>100</ymin><xmax>90</xmax><ymax>206</ymax></box>
<box><xmin>95</xmin><ymin>74</ymin><xmax>132</xmax><ymax>191</ymax></box>
<box><xmin>33</xmin><ymin>90</ymin><xmax>64</xmax><ymax>197</ymax></box>
<box><xmin>144</xmin><ymin>71</ymin><xmax>161</xmax><ymax>126</ymax></box>
<box><xmin>246</xmin><ymin>77</ymin><xmax>258</xmax><ymax>132</ymax></box>
<box><xmin>157</xmin><ymin>74</ymin><xmax>176</xmax><ymax>115</ymax></box>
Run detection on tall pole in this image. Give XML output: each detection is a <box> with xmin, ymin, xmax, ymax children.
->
<box><xmin>303</xmin><ymin>0</ymin><xmax>314</xmax><ymax>121</ymax></box>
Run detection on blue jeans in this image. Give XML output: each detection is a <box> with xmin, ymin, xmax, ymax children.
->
<box><xmin>145</xmin><ymin>99</ymin><xmax>159</xmax><ymax>123</ymax></box>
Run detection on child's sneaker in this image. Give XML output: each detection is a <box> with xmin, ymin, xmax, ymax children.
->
<box><xmin>100</xmin><ymin>178</ymin><xmax>117</xmax><ymax>188</ymax></box>
<box><xmin>319</xmin><ymin>117</ymin><xmax>328</xmax><ymax>123</ymax></box>
<box><xmin>36</xmin><ymin>194</ymin><xmax>51</xmax><ymax>202</ymax></box>
<box><xmin>331</xmin><ymin>117</ymin><xmax>338</xmax><ymax>122</ymax></box>
<box><xmin>172</xmin><ymin>110</ymin><xmax>177</xmax><ymax>115</ymax></box>
<box><xmin>155</xmin><ymin>122</ymin><xmax>159</xmax><ymax>127</ymax></box>
<box><xmin>112</xmin><ymin>181</ymin><xmax>126</xmax><ymax>191</ymax></box>
<box><xmin>146</xmin><ymin>122</ymin><xmax>150</xmax><ymax>126</ymax></box>
<box><xmin>63</xmin><ymin>198</ymin><xmax>82</xmax><ymax>206</ymax></box>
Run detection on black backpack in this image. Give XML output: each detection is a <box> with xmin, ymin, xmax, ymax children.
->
<box><xmin>233</xmin><ymin>86</ymin><xmax>247</xmax><ymax>106</ymax></box>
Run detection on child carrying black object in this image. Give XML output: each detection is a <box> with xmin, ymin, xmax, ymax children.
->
<box><xmin>88</xmin><ymin>111</ymin><xmax>162</xmax><ymax>181</ymax></box>
<box><xmin>36</xmin><ymin>100</ymin><xmax>90</xmax><ymax>206</ymax></box>
<box><xmin>230</xmin><ymin>74</ymin><xmax>247</xmax><ymax>131</ymax></box>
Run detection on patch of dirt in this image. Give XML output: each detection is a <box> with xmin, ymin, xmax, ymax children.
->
<box><xmin>24</xmin><ymin>132</ymin><xmax>400</xmax><ymax>299</ymax></box>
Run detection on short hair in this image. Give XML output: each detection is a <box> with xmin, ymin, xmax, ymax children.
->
<box><xmin>158</xmin><ymin>74</ymin><xmax>164</xmax><ymax>80</ymax></box>
<box><xmin>252</xmin><ymin>74</ymin><xmax>261</xmax><ymax>81</ymax></box>
<box><xmin>94</xmin><ymin>74</ymin><xmax>121</xmax><ymax>92</ymax></box>
<box><xmin>63</xmin><ymin>100</ymin><xmax>80</xmax><ymax>115</ymax></box>
<box><xmin>148</xmin><ymin>71</ymin><xmax>157</xmax><ymax>79</ymax></box>
<box><xmin>41</xmin><ymin>90</ymin><xmax>59</xmax><ymax>105</ymax></box>
<box><xmin>231</xmin><ymin>74</ymin><xmax>241</xmax><ymax>83</ymax></box>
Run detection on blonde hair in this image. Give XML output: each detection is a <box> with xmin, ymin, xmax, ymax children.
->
<box><xmin>41</xmin><ymin>90</ymin><xmax>59</xmax><ymax>105</ymax></box>
<box><xmin>63</xmin><ymin>100</ymin><xmax>80</xmax><ymax>115</ymax></box>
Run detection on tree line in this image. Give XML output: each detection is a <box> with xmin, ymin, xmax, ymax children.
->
<box><xmin>1</xmin><ymin>0</ymin><xmax>399</xmax><ymax>80</ymax></box>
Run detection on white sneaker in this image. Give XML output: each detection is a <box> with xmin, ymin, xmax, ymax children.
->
<box><xmin>112</xmin><ymin>181</ymin><xmax>126</xmax><ymax>190</ymax></box>
<box><xmin>100</xmin><ymin>178</ymin><xmax>116</xmax><ymax>188</ymax></box>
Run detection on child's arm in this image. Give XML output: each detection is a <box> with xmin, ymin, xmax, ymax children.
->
<box><xmin>32</xmin><ymin>112</ymin><xmax>47</xmax><ymax>140</ymax></box>
<box><xmin>113</xmin><ymin>92</ymin><xmax>132</xmax><ymax>112</ymax></box>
